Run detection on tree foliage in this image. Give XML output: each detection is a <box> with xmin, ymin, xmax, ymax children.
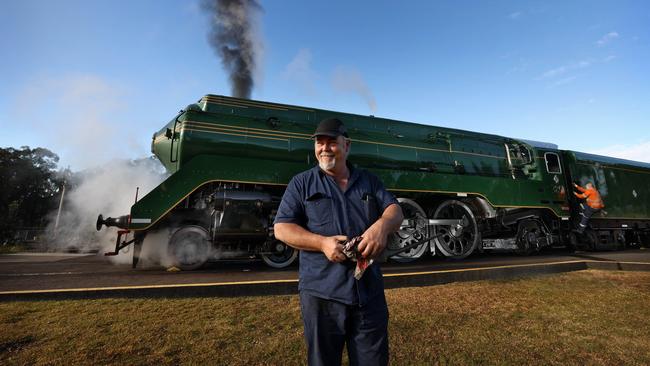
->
<box><xmin>0</xmin><ymin>146</ymin><xmax>62</xmax><ymax>241</ymax></box>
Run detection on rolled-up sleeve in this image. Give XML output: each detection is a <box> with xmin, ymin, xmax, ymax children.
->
<box><xmin>274</xmin><ymin>176</ymin><xmax>305</xmax><ymax>225</ymax></box>
<box><xmin>371</xmin><ymin>174</ymin><xmax>398</xmax><ymax>213</ymax></box>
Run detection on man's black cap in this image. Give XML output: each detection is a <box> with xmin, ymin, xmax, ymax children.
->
<box><xmin>311</xmin><ymin>118</ymin><xmax>348</xmax><ymax>138</ymax></box>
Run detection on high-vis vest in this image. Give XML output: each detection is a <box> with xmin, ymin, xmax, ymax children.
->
<box><xmin>574</xmin><ymin>185</ymin><xmax>604</xmax><ymax>209</ymax></box>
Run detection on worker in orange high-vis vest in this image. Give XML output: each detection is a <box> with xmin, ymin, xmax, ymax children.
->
<box><xmin>573</xmin><ymin>182</ymin><xmax>605</xmax><ymax>234</ymax></box>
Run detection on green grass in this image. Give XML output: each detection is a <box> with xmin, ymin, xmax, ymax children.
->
<box><xmin>0</xmin><ymin>244</ymin><xmax>26</xmax><ymax>254</ymax></box>
<box><xmin>1</xmin><ymin>270</ymin><xmax>650</xmax><ymax>365</ymax></box>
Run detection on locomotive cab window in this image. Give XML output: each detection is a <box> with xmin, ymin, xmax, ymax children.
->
<box><xmin>544</xmin><ymin>152</ymin><xmax>561</xmax><ymax>174</ymax></box>
<box><xmin>519</xmin><ymin>146</ymin><xmax>532</xmax><ymax>164</ymax></box>
<box><xmin>506</xmin><ymin>143</ymin><xmax>533</xmax><ymax>165</ymax></box>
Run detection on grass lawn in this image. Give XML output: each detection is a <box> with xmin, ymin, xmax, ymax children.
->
<box><xmin>1</xmin><ymin>269</ymin><xmax>650</xmax><ymax>365</ymax></box>
<box><xmin>0</xmin><ymin>244</ymin><xmax>26</xmax><ymax>254</ymax></box>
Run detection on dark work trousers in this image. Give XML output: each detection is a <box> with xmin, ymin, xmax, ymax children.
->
<box><xmin>578</xmin><ymin>206</ymin><xmax>599</xmax><ymax>233</ymax></box>
<box><xmin>299</xmin><ymin>291</ymin><xmax>389</xmax><ymax>366</ymax></box>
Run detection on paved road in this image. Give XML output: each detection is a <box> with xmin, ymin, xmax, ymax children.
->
<box><xmin>1</xmin><ymin>248</ymin><xmax>649</xmax><ymax>293</ymax></box>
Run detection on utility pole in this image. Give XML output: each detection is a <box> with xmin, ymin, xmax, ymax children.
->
<box><xmin>54</xmin><ymin>180</ymin><xmax>66</xmax><ymax>234</ymax></box>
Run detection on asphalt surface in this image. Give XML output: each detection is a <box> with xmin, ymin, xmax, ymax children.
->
<box><xmin>1</xmin><ymin>247</ymin><xmax>649</xmax><ymax>300</ymax></box>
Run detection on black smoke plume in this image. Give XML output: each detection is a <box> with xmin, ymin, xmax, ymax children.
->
<box><xmin>203</xmin><ymin>0</ymin><xmax>263</xmax><ymax>99</ymax></box>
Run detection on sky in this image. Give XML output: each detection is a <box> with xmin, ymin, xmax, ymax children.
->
<box><xmin>1</xmin><ymin>0</ymin><xmax>649</xmax><ymax>171</ymax></box>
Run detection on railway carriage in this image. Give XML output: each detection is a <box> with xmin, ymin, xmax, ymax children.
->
<box><xmin>562</xmin><ymin>151</ymin><xmax>650</xmax><ymax>249</ymax></box>
<box><xmin>97</xmin><ymin>95</ymin><xmax>650</xmax><ymax>269</ymax></box>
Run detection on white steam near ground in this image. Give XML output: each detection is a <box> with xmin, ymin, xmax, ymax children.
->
<box><xmin>10</xmin><ymin>73</ymin><xmax>175</xmax><ymax>266</ymax></box>
<box><xmin>138</xmin><ymin>230</ymin><xmax>176</xmax><ymax>268</ymax></box>
<box><xmin>45</xmin><ymin>158</ymin><xmax>168</xmax><ymax>266</ymax></box>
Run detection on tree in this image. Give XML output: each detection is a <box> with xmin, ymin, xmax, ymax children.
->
<box><xmin>0</xmin><ymin>146</ymin><xmax>61</xmax><ymax>242</ymax></box>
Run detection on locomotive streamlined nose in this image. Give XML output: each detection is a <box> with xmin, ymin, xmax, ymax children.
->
<box><xmin>96</xmin><ymin>214</ymin><xmax>129</xmax><ymax>231</ymax></box>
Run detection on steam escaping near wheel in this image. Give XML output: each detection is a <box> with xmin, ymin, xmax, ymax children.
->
<box><xmin>47</xmin><ymin>158</ymin><xmax>166</xmax><ymax>256</ymax></box>
<box><xmin>167</xmin><ymin>226</ymin><xmax>212</xmax><ymax>271</ymax></box>
<box><xmin>202</xmin><ymin>0</ymin><xmax>263</xmax><ymax>99</ymax></box>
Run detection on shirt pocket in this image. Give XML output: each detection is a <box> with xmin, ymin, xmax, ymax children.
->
<box><xmin>362</xmin><ymin>192</ymin><xmax>380</xmax><ymax>225</ymax></box>
<box><xmin>304</xmin><ymin>192</ymin><xmax>334</xmax><ymax>231</ymax></box>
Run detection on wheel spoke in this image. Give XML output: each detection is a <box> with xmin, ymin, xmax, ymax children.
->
<box><xmin>433</xmin><ymin>200</ymin><xmax>479</xmax><ymax>259</ymax></box>
<box><xmin>387</xmin><ymin>198</ymin><xmax>430</xmax><ymax>262</ymax></box>
<box><xmin>261</xmin><ymin>240</ymin><xmax>297</xmax><ymax>268</ymax></box>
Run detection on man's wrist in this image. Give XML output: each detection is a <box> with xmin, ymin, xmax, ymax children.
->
<box><xmin>315</xmin><ymin>234</ymin><xmax>327</xmax><ymax>253</ymax></box>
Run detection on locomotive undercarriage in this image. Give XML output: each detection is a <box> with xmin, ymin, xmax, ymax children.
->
<box><xmin>478</xmin><ymin>207</ymin><xmax>563</xmax><ymax>254</ymax></box>
<box><xmin>160</xmin><ymin>183</ymin><xmax>299</xmax><ymax>270</ymax></box>
<box><xmin>99</xmin><ymin>185</ymin><xmax>648</xmax><ymax>270</ymax></box>
<box><xmin>155</xmin><ymin>185</ymin><xmax>565</xmax><ymax>268</ymax></box>
<box><xmin>99</xmin><ymin>183</ymin><xmax>298</xmax><ymax>270</ymax></box>
<box><xmin>568</xmin><ymin>218</ymin><xmax>650</xmax><ymax>251</ymax></box>
<box><xmin>387</xmin><ymin>196</ymin><xmax>563</xmax><ymax>260</ymax></box>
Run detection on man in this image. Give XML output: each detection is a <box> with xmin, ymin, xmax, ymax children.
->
<box><xmin>274</xmin><ymin>117</ymin><xmax>403</xmax><ymax>366</ymax></box>
<box><xmin>573</xmin><ymin>182</ymin><xmax>604</xmax><ymax>234</ymax></box>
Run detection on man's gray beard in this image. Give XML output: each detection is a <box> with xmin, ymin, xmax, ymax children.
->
<box><xmin>319</xmin><ymin>158</ymin><xmax>336</xmax><ymax>171</ymax></box>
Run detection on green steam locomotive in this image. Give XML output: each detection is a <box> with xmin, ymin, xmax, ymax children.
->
<box><xmin>97</xmin><ymin>95</ymin><xmax>650</xmax><ymax>269</ymax></box>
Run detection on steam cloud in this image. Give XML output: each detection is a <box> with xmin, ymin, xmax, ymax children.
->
<box><xmin>203</xmin><ymin>0</ymin><xmax>263</xmax><ymax>99</ymax></box>
<box><xmin>283</xmin><ymin>48</ymin><xmax>318</xmax><ymax>96</ymax></box>
<box><xmin>13</xmin><ymin>74</ymin><xmax>144</xmax><ymax>170</ymax></box>
<box><xmin>332</xmin><ymin>66</ymin><xmax>377</xmax><ymax>113</ymax></box>
<box><xmin>46</xmin><ymin>158</ymin><xmax>167</xmax><ymax>265</ymax></box>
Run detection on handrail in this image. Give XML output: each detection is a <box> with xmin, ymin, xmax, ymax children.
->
<box><xmin>170</xmin><ymin>110</ymin><xmax>183</xmax><ymax>163</ymax></box>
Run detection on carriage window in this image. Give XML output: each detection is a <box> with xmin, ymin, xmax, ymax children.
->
<box><xmin>544</xmin><ymin>152</ymin><xmax>561</xmax><ymax>174</ymax></box>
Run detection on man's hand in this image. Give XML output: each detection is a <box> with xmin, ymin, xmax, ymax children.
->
<box><xmin>357</xmin><ymin>224</ymin><xmax>387</xmax><ymax>259</ymax></box>
<box><xmin>358</xmin><ymin>203</ymin><xmax>403</xmax><ymax>259</ymax></box>
<box><xmin>321</xmin><ymin>235</ymin><xmax>348</xmax><ymax>262</ymax></box>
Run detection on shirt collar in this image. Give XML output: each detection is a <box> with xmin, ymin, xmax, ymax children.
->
<box><xmin>312</xmin><ymin>162</ymin><xmax>360</xmax><ymax>189</ymax></box>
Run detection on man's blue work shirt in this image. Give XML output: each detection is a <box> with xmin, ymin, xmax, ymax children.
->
<box><xmin>274</xmin><ymin>164</ymin><xmax>398</xmax><ymax>306</ymax></box>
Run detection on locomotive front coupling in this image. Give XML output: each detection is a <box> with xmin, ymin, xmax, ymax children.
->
<box><xmin>96</xmin><ymin>214</ymin><xmax>138</xmax><ymax>258</ymax></box>
<box><xmin>96</xmin><ymin>214</ymin><xmax>129</xmax><ymax>231</ymax></box>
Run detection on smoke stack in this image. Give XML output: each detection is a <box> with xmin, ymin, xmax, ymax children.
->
<box><xmin>203</xmin><ymin>0</ymin><xmax>263</xmax><ymax>99</ymax></box>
